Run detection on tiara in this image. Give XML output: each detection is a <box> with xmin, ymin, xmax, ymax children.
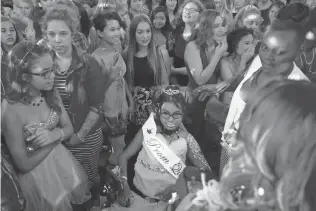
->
<box><xmin>162</xmin><ymin>87</ymin><xmax>180</xmax><ymax>95</ymax></box>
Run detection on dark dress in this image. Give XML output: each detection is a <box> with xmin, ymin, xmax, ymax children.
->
<box><xmin>184</xmin><ymin>45</ymin><xmax>218</xmax><ymax>143</ymax></box>
<box><xmin>171</xmin><ymin>27</ymin><xmax>189</xmax><ymax>86</ymax></box>
<box><xmin>126</xmin><ymin>56</ymin><xmax>156</xmax><ymax>190</ymax></box>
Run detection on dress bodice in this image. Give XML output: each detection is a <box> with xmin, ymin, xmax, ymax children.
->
<box><xmin>23</xmin><ymin>110</ymin><xmax>60</xmax><ymax>150</ymax></box>
<box><xmin>134</xmin><ymin>133</ymin><xmax>188</xmax><ymax>198</ymax></box>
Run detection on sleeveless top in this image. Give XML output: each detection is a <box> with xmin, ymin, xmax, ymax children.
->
<box><xmin>133</xmin><ymin>56</ymin><xmax>155</xmax><ymax>87</ymax></box>
<box><xmin>134</xmin><ymin>133</ymin><xmax>188</xmax><ymax>198</ymax></box>
<box><xmin>186</xmin><ymin>46</ymin><xmax>218</xmax><ymax>90</ymax></box>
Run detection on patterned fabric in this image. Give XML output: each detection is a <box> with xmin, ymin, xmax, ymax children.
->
<box><xmin>1</xmin><ymin>148</ymin><xmax>25</xmax><ymax>211</ymax></box>
<box><xmin>133</xmin><ymin>86</ymin><xmax>156</xmax><ymax>126</ymax></box>
<box><xmin>67</xmin><ymin>128</ymin><xmax>103</xmax><ymax>181</ymax></box>
<box><xmin>54</xmin><ymin>74</ymin><xmax>70</xmax><ymax>110</ymax></box>
<box><xmin>91</xmin><ymin>47</ymin><xmax>128</xmax><ymax>136</ymax></box>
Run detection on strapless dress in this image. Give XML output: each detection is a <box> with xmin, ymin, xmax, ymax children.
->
<box><xmin>19</xmin><ymin>109</ymin><xmax>91</xmax><ymax>211</ymax></box>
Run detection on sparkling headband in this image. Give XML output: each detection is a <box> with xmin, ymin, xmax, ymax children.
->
<box><xmin>162</xmin><ymin>87</ymin><xmax>180</xmax><ymax>95</ymax></box>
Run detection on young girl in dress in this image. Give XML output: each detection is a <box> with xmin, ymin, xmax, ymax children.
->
<box><xmin>110</xmin><ymin>85</ymin><xmax>211</xmax><ymax>211</ymax></box>
<box><xmin>91</xmin><ymin>11</ymin><xmax>134</xmax><ymax>166</ymax></box>
<box><xmin>1</xmin><ymin>42</ymin><xmax>91</xmax><ymax>211</ymax></box>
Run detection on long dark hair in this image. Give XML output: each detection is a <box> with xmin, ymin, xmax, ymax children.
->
<box><xmin>150</xmin><ymin>6</ymin><xmax>172</xmax><ymax>34</ymax></box>
<box><xmin>6</xmin><ymin>42</ymin><xmax>61</xmax><ymax>113</ymax></box>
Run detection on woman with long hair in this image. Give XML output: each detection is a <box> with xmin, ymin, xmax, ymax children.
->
<box><xmin>220</xmin><ymin>27</ymin><xmax>255</xmax><ymax>105</ymax></box>
<box><xmin>182</xmin><ymin>9</ymin><xmax>229</xmax><ymax>173</ymax></box>
<box><xmin>170</xmin><ymin>0</ymin><xmax>205</xmax><ymax>86</ymax></box>
<box><xmin>189</xmin><ymin>80</ymin><xmax>316</xmax><ymax>211</ymax></box>
<box><xmin>42</xmin><ymin>4</ymin><xmax>105</xmax><ymax>210</ymax></box>
<box><xmin>125</xmin><ymin>14</ymin><xmax>169</xmax><ymax>130</ymax></box>
<box><xmin>162</xmin><ymin>0</ymin><xmax>179</xmax><ymax>29</ymax></box>
<box><xmin>150</xmin><ymin>6</ymin><xmax>172</xmax><ymax>48</ymax></box>
<box><xmin>1</xmin><ymin>42</ymin><xmax>91</xmax><ymax>211</ymax></box>
<box><xmin>265</xmin><ymin>1</ymin><xmax>285</xmax><ymax>29</ymax></box>
<box><xmin>1</xmin><ymin>16</ymin><xmax>20</xmax><ymax>103</ymax></box>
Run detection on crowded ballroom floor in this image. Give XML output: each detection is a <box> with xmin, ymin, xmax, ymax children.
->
<box><xmin>1</xmin><ymin>0</ymin><xmax>316</xmax><ymax>210</ymax></box>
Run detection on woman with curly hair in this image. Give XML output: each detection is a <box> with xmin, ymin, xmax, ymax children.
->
<box><xmin>1</xmin><ymin>42</ymin><xmax>91</xmax><ymax>211</ymax></box>
<box><xmin>42</xmin><ymin>4</ymin><xmax>106</xmax><ymax>210</ymax></box>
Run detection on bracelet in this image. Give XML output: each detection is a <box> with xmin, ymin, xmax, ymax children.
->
<box><xmin>56</xmin><ymin>128</ymin><xmax>64</xmax><ymax>143</ymax></box>
<box><xmin>120</xmin><ymin>176</ymin><xmax>128</xmax><ymax>181</ymax></box>
<box><xmin>76</xmin><ymin>132</ymin><xmax>85</xmax><ymax>142</ymax></box>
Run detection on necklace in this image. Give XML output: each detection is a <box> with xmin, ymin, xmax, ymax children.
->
<box><xmin>162</xmin><ymin>128</ymin><xmax>181</xmax><ymax>144</ymax></box>
<box><xmin>23</xmin><ymin>93</ymin><xmax>44</xmax><ymax>107</ymax></box>
<box><xmin>302</xmin><ymin>48</ymin><xmax>315</xmax><ymax>74</ymax></box>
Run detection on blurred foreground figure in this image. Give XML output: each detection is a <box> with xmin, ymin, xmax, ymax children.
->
<box><xmin>190</xmin><ymin>80</ymin><xmax>316</xmax><ymax>211</ymax></box>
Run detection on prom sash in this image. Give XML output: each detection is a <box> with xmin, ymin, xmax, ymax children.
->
<box><xmin>142</xmin><ymin>113</ymin><xmax>186</xmax><ymax>179</ymax></box>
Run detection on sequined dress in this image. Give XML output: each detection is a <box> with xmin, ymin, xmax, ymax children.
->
<box><xmin>19</xmin><ymin>109</ymin><xmax>91</xmax><ymax>211</ymax></box>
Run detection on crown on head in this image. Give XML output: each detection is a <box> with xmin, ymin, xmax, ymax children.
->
<box><xmin>162</xmin><ymin>86</ymin><xmax>180</xmax><ymax>96</ymax></box>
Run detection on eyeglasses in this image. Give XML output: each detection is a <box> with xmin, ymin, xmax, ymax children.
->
<box><xmin>160</xmin><ymin>112</ymin><xmax>183</xmax><ymax>120</ymax></box>
<box><xmin>183</xmin><ymin>8</ymin><xmax>199</xmax><ymax>13</ymax></box>
<box><xmin>28</xmin><ymin>69</ymin><xmax>55</xmax><ymax>79</ymax></box>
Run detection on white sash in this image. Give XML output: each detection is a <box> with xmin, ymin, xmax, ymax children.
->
<box><xmin>142</xmin><ymin>113</ymin><xmax>186</xmax><ymax>179</ymax></box>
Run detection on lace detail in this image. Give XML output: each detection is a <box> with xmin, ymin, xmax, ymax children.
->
<box><xmin>137</xmin><ymin>159</ymin><xmax>168</xmax><ymax>174</ymax></box>
<box><xmin>187</xmin><ymin>134</ymin><xmax>210</xmax><ymax>169</ymax></box>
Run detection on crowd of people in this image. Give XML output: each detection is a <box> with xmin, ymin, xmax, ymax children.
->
<box><xmin>1</xmin><ymin>0</ymin><xmax>316</xmax><ymax>210</ymax></box>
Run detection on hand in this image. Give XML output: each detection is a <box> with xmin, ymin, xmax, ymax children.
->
<box><xmin>155</xmin><ymin>185</ymin><xmax>176</xmax><ymax>202</ymax></box>
<box><xmin>68</xmin><ymin>133</ymin><xmax>83</xmax><ymax>146</ymax></box>
<box><xmin>174</xmin><ymin>193</ymin><xmax>196</xmax><ymax>211</ymax></box>
<box><xmin>27</xmin><ymin>128</ymin><xmax>58</xmax><ymax>147</ymax></box>
<box><xmin>24</xmin><ymin>24</ymin><xmax>36</xmax><ymax>42</ymax></box>
<box><xmin>214</xmin><ymin>40</ymin><xmax>228</xmax><ymax>58</ymax></box>
<box><xmin>117</xmin><ymin>181</ymin><xmax>131</xmax><ymax>207</ymax></box>
<box><xmin>215</xmin><ymin>81</ymin><xmax>229</xmax><ymax>93</ymax></box>
<box><xmin>127</xmin><ymin>103</ymin><xmax>135</xmax><ymax>122</ymax></box>
<box><xmin>241</xmin><ymin>44</ymin><xmax>256</xmax><ymax>64</ymax></box>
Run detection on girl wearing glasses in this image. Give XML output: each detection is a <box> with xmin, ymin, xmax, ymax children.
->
<box><xmin>169</xmin><ymin>0</ymin><xmax>205</xmax><ymax>86</ymax></box>
<box><xmin>1</xmin><ymin>42</ymin><xmax>91</xmax><ymax>211</ymax></box>
<box><xmin>110</xmin><ymin>85</ymin><xmax>210</xmax><ymax>211</ymax></box>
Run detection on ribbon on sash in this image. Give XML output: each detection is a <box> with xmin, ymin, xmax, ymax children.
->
<box><xmin>142</xmin><ymin>113</ymin><xmax>186</xmax><ymax>179</ymax></box>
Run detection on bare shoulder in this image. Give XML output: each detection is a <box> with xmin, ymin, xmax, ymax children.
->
<box><xmin>1</xmin><ymin>100</ymin><xmax>24</xmax><ymax>123</ymax></box>
<box><xmin>185</xmin><ymin>41</ymin><xmax>198</xmax><ymax>51</ymax></box>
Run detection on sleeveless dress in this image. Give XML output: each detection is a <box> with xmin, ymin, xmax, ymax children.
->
<box><xmin>184</xmin><ymin>46</ymin><xmax>218</xmax><ymax>142</ymax></box>
<box><xmin>19</xmin><ymin>109</ymin><xmax>91</xmax><ymax>211</ymax></box>
<box><xmin>108</xmin><ymin>133</ymin><xmax>188</xmax><ymax>211</ymax></box>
